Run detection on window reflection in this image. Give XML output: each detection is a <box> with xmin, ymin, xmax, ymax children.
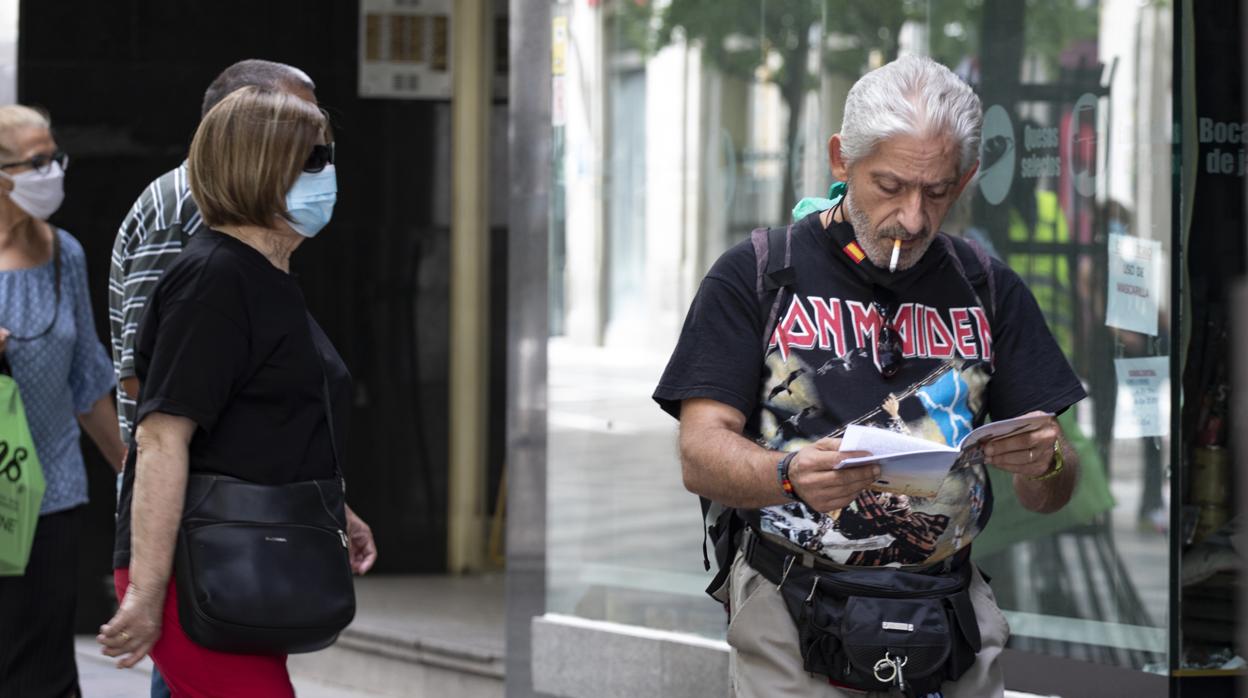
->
<box><xmin>548</xmin><ymin>0</ymin><xmax>1173</xmax><ymax>670</ymax></box>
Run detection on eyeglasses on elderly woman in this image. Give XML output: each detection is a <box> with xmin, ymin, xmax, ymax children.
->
<box><xmin>0</xmin><ymin>150</ymin><xmax>69</xmax><ymax>174</ymax></box>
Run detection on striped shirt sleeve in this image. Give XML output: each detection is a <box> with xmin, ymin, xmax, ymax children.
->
<box><xmin>108</xmin><ymin>165</ymin><xmax>198</xmax><ymax>444</ymax></box>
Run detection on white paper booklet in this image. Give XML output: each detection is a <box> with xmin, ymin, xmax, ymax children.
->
<box><xmin>835</xmin><ymin>413</ymin><xmax>1053</xmax><ymax>498</ymax></box>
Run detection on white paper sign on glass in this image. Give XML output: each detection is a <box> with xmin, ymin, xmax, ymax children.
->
<box><xmin>1105</xmin><ymin>233</ymin><xmax>1162</xmax><ymax>336</ymax></box>
<box><xmin>1113</xmin><ymin>357</ymin><xmax>1170</xmax><ymax>439</ymax></box>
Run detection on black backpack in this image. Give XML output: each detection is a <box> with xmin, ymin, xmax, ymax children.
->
<box><xmin>697</xmin><ymin>223</ymin><xmax>999</xmax><ymax>601</ymax></box>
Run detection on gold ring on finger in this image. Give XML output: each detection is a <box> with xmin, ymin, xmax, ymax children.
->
<box><xmin>120</xmin><ymin>630</ymin><xmax>131</xmax><ymax>642</ymax></box>
<box><xmin>1029</xmin><ymin>449</ymin><xmax>1034</xmax><ymax>461</ymax></box>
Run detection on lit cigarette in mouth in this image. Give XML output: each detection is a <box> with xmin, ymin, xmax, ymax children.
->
<box><xmin>889</xmin><ymin>239</ymin><xmax>901</xmax><ymax>272</ymax></box>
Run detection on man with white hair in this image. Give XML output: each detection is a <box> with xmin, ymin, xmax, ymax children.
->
<box><xmin>654</xmin><ymin>56</ymin><xmax>1084</xmax><ymax>697</ymax></box>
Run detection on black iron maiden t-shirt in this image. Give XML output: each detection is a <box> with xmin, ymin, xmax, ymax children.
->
<box><xmin>654</xmin><ymin>212</ymin><xmax>1085</xmax><ymax>568</ymax></box>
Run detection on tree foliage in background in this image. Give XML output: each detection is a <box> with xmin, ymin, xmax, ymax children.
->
<box><xmin>615</xmin><ymin>0</ymin><xmax>971</xmax><ymax>210</ymax></box>
<box><xmin>611</xmin><ymin>0</ymin><xmax>1101</xmax><ymax>213</ymax></box>
<box><xmin>1021</xmin><ymin>0</ymin><xmax>1100</xmax><ymax>75</ymax></box>
<box><xmin>616</xmin><ymin>1</ymin><xmax>899</xmax><ymax>211</ymax></box>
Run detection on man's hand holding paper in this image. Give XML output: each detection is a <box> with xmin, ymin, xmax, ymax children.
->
<box><xmin>832</xmin><ymin>412</ymin><xmax>1057</xmax><ymax>498</ymax></box>
<box><xmin>788</xmin><ymin>437</ymin><xmax>878</xmax><ymax>513</ymax></box>
<box><xmin>981</xmin><ymin>410</ymin><xmax>1062</xmax><ymax>479</ymax></box>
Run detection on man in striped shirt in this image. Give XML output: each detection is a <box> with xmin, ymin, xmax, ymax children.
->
<box><xmin>109</xmin><ymin>59</ymin><xmax>315</xmax><ymax>444</ymax></box>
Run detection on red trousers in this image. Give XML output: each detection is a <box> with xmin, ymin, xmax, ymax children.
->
<box><xmin>114</xmin><ymin>568</ymin><xmax>295</xmax><ymax>698</ymax></box>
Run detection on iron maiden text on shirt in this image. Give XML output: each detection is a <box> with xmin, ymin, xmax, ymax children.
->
<box><xmin>756</xmin><ymin>294</ymin><xmax>996</xmax><ymax>568</ymax></box>
<box><xmin>768</xmin><ymin>295</ymin><xmax>993</xmax><ymax>366</ymax></box>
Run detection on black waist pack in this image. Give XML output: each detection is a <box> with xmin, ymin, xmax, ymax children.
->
<box><xmin>744</xmin><ymin>531</ymin><xmax>981</xmax><ymax>697</ymax></box>
<box><xmin>174</xmin><ymin>473</ymin><xmax>357</xmax><ymax>654</ymax></box>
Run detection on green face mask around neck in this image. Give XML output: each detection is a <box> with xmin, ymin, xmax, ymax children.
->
<box><xmin>791</xmin><ymin>180</ymin><xmax>847</xmax><ymax>222</ymax></box>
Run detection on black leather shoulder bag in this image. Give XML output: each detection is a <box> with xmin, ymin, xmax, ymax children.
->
<box><xmin>173</xmin><ymin>368</ymin><xmax>356</xmax><ymax>654</ymax></box>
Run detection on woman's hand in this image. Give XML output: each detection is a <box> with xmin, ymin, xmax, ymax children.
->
<box><xmin>97</xmin><ymin>582</ymin><xmax>164</xmax><ymax>668</ymax></box>
<box><xmin>345</xmin><ymin>505</ymin><xmax>378</xmax><ymax>575</ymax></box>
<box><xmin>78</xmin><ymin>393</ymin><xmax>127</xmax><ymax>472</ymax></box>
<box><xmin>101</xmin><ymin>412</ymin><xmax>195</xmax><ymax>667</ymax></box>
<box><xmin>0</xmin><ymin>327</ymin><xmax>9</xmax><ymax>355</ymax></box>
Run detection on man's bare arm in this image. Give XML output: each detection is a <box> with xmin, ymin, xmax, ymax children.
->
<box><xmin>121</xmin><ymin>377</ymin><xmax>140</xmax><ymax>402</ymax></box>
<box><xmin>678</xmin><ymin>398</ymin><xmax>880</xmax><ymax>513</ymax></box>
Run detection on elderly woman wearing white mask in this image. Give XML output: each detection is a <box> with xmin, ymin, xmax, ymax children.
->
<box><xmin>0</xmin><ymin>105</ymin><xmax>125</xmax><ymax>697</ymax></box>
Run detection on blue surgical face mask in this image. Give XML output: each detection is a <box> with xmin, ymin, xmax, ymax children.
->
<box><xmin>285</xmin><ymin>164</ymin><xmax>337</xmax><ymax>238</ymax></box>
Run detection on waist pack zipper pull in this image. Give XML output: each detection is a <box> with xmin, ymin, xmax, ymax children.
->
<box><xmin>777</xmin><ymin>555</ymin><xmax>795</xmax><ymax>591</ymax></box>
<box><xmin>873</xmin><ymin>656</ymin><xmax>896</xmax><ymax>685</ymax></box>
<box><xmin>805</xmin><ymin>577</ymin><xmax>820</xmax><ymax>604</ymax></box>
<box><xmin>339</xmin><ymin>530</ymin><xmax>349</xmax><ymax>548</ymax></box>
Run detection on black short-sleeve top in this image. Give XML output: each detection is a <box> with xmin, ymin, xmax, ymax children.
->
<box><xmin>113</xmin><ymin>228</ymin><xmax>351</xmax><ymax>569</ymax></box>
<box><xmin>653</xmin><ymin>213</ymin><xmax>1086</xmax><ymax>568</ymax></box>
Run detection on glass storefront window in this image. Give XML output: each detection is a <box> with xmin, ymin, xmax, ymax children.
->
<box><xmin>547</xmin><ymin>0</ymin><xmax>1174</xmax><ymax>672</ymax></box>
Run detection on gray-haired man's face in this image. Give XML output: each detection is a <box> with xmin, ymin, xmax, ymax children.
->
<box><xmin>832</xmin><ymin>132</ymin><xmax>976</xmax><ymax>271</ymax></box>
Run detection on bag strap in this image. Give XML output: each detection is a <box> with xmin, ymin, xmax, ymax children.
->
<box><xmin>699</xmin><ymin>495</ymin><xmax>714</xmax><ymax>571</ymax></box>
<box><xmin>752</xmin><ymin>223</ymin><xmax>796</xmax><ymax>354</ymax></box>
<box><xmin>309</xmin><ymin>318</ymin><xmax>345</xmax><ymax>489</ymax></box>
<box><xmin>941</xmin><ymin>234</ymin><xmax>997</xmax><ymax>331</ymax></box>
<box><xmin>941</xmin><ymin>234</ymin><xmax>997</xmax><ymax>378</ymax></box>
<box><xmin>696</xmin><ymin>496</ymin><xmax>735</xmax><ymax>571</ymax></box>
<box><xmin>696</xmin><ymin>225</ymin><xmax>796</xmax><ymax>575</ymax></box>
<box><xmin>321</xmin><ymin>372</ymin><xmax>343</xmax><ymax>480</ymax></box>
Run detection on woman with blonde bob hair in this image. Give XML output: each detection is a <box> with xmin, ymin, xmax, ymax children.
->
<box><xmin>98</xmin><ymin>86</ymin><xmax>376</xmax><ymax>697</ymax></box>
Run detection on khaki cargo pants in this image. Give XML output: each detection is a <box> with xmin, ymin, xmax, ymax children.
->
<box><xmin>726</xmin><ymin>550</ymin><xmax>1010</xmax><ymax>698</ymax></box>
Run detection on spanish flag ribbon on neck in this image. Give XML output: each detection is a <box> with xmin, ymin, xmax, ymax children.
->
<box><xmin>842</xmin><ymin>240</ymin><xmax>867</xmax><ymax>264</ymax></box>
<box><xmin>793</xmin><ymin>181</ymin><xmax>864</xmax><ymax>265</ymax></box>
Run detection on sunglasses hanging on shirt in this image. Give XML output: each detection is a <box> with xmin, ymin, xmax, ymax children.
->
<box><xmin>871</xmin><ymin>285</ymin><xmax>905</xmax><ymax>378</ymax></box>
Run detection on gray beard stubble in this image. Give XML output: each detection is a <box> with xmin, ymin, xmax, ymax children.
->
<box><xmin>843</xmin><ymin>187</ymin><xmax>933</xmax><ymax>271</ymax></box>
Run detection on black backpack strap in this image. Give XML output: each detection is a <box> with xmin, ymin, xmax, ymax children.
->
<box><xmin>753</xmin><ymin>223</ymin><xmax>793</xmax><ymax>289</ymax></box>
<box><xmin>696</xmin><ymin>225</ymin><xmax>795</xmax><ymax>586</ymax></box>
<box><xmin>750</xmin><ymin>227</ymin><xmax>769</xmax><ymax>296</ymax></box>
<box><xmin>699</xmin><ymin>495</ymin><xmax>714</xmax><ymax>571</ymax></box>
<box><xmin>942</xmin><ymin>234</ymin><xmax>997</xmax><ymax>338</ymax></box>
<box><xmin>752</xmin><ymin>224</ymin><xmax>797</xmax><ymax>354</ymax></box>
<box><xmin>701</xmin><ymin>496</ymin><xmax>746</xmax><ymax>600</ymax></box>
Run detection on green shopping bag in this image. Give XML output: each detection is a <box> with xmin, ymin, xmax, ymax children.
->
<box><xmin>0</xmin><ymin>371</ymin><xmax>45</xmax><ymax>576</ymax></box>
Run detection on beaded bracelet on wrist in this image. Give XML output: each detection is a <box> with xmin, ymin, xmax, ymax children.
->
<box><xmin>777</xmin><ymin>451</ymin><xmax>799</xmax><ymax>500</ymax></box>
